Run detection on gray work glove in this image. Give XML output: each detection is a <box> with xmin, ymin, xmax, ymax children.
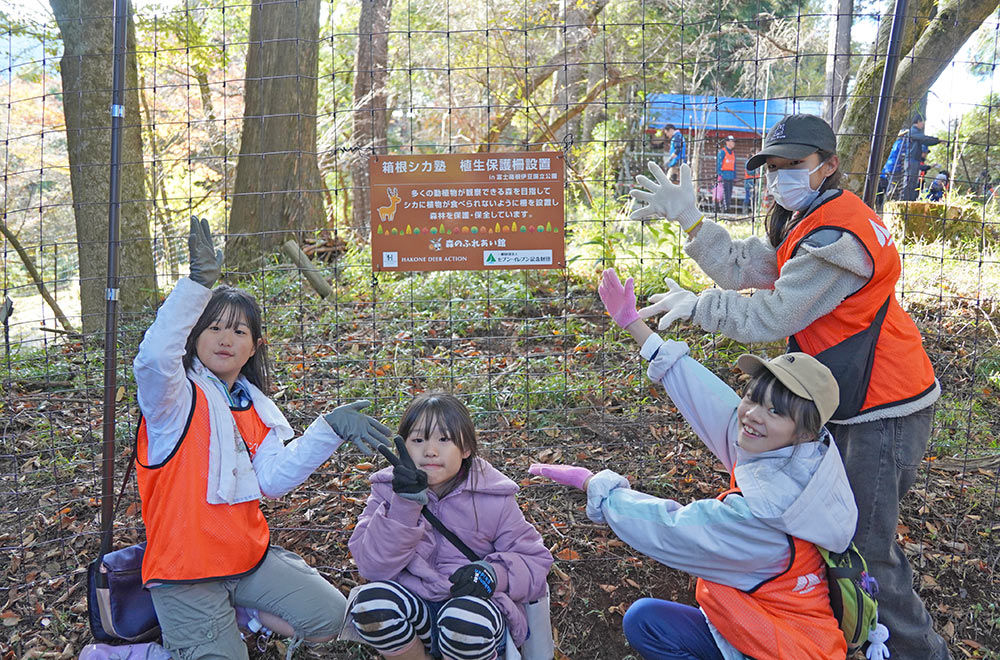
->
<box><xmin>629</xmin><ymin>162</ymin><xmax>703</xmax><ymax>232</ymax></box>
<box><xmin>0</xmin><ymin>296</ymin><xmax>12</xmax><ymax>325</ymax></box>
<box><xmin>378</xmin><ymin>435</ymin><xmax>429</xmax><ymax>505</ymax></box>
<box><xmin>323</xmin><ymin>400</ymin><xmax>392</xmax><ymax>456</ymax></box>
<box><xmin>188</xmin><ymin>216</ymin><xmax>223</xmax><ymax>288</ymax></box>
<box><xmin>639</xmin><ymin>277</ymin><xmax>698</xmax><ymax>330</ymax></box>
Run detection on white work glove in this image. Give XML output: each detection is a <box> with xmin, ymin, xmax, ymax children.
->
<box><xmin>638</xmin><ymin>277</ymin><xmax>697</xmax><ymax>330</ymax></box>
<box><xmin>629</xmin><ymin>162</ymin><xmax>702</xmax><ymax>232</ymax></box>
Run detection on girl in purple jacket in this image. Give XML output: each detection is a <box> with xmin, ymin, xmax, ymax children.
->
<box><xmin>346</xmin><ymin>392</ymin><xmax>554</xmax><ymax>660</ymax></box>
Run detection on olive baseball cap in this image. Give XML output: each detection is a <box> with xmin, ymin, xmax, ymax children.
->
<box><xmin>746</xmin><ymin>114</ymin><xmax>837</xmax><ymax>170</ymax></box>
<box><xmin>736</xmin><ymin>352</ymin><xmax>840</xmax><ymax>425</ymax></box>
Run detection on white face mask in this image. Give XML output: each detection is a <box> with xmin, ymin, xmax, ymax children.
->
<box><xmin>765</xmin><ymin>162</ymin><xmax>827</xmax><ymax>211</ymax></box>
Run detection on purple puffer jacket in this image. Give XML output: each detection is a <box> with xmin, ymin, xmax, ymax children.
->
<box><xmin>348</xmin><ymin>457</ymin><xmax>553</xmax><ymax>646</ymax></box>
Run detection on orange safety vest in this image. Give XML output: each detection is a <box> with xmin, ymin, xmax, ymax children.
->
<box><xmin>775</xmin><ymin>190</ymin><xmax>936</xmax><ymax>419</ymax></box>
<box><xmin>720</xmin><ymin>148</ymin><xmax>736</xmax><ymax>172</ymax></box>
<box><xmin>136</xmin><ymin>382</ymin><xmax>272</xmax><ymax>585</ymax></box>
<box><xmin>696</xmin><ymin>478</ymin><xmax>846</xmax><ymax>660</ymax></box>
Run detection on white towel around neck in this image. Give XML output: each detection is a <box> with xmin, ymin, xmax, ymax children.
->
<box><xmin>189</xmin><ymin>358</ymin><xmax>294</xmax><ymax>505</ymax></box>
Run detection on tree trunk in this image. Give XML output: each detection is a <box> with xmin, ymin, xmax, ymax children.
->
<box><xmin>50</xmin><ymin>0</ymin><xmax>156</xmax><ymax>337</ymax></box>
<box><xmin>822</xmin><ymin>0</ymin><xmax>853</xmax><ymax>132</ymax></box>
<box><xmin>350</xmin><ymin>0</ymin><xmax>393</xmax><ymax>237</ymax></box>
<box><xmin>228</xmin><ymin>0</ymin><xmax>325</xmax><ymax>271</ymax></box>
<box><xmin>837</xmin><ymin>0</ymin><xmax>996</xmax><ymax>193</ymax></box>
<box><xmin>140</xmin><ymin>75</ymin><xmax>180</xmax><ymax>280</ymax></box>
<box><xmin>550</xmin><ymin>0</ymin><xmax>595</xmax><ymax>146</ymax></box>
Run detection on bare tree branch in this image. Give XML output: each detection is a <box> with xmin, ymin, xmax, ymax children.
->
<box><xmin>480</xmin><ymin>0</ymin><xmax>610</xmax><ymax>150</ymax></box>
<box><xmin>530</xmin><ymin>72</ymin><xmax>638</xmax><ymax>146</ymax></box>
<box><xmin>0</xmin><ymin>223</ymin><xmax>75</xmax><ymax>334</ymax></box>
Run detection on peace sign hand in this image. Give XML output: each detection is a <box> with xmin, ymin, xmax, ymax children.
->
<box><xmin>379</xmin><ymin>436</ymin><xmax>429</xmax><ymax>505</ymax></box>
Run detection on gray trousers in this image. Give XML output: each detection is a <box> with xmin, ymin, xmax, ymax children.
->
<box><xmin>829</xmin><ymin>407</ymin><xmax>950</xmax><ymax>660</ymax></box>
<box><xmin>902</xmin><ymin>161</ymin><xmax>922</xmax><ymax>201</ymax></box>
<box><xmin>150</xmin><ymin>546</ymin><xmax>347</xmax><ymax>660</ymax></box>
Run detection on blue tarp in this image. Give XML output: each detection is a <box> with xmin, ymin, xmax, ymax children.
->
<box><xmin>646</xmin><ymin>93</ymin><xmax>824</xmax><ymax>135</ymax></box>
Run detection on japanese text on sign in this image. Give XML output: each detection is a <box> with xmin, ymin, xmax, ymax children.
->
<box><xmin>370</xmin><ymin>152</ymin><xmax>565</xmax><ymax>272</ymax></box>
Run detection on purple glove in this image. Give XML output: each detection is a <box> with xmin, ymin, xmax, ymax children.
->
<box><xmin>529</xmin><ymin>463</ymin><xmax>594</xmax><ymax>490</ymax></box>
<box><xmin>598</xmin><ymin>268</ymin><xmax>640</xmax><ymax>329</ymax></box>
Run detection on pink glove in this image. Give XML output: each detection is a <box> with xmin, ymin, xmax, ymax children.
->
<box><xmin>529</xmin><ymin>463</ymin><xmax>594</xmax><ymax>490</ymax></box>
<box><xmin>598</xmin><ymin>268</ymin><xmax>640</xmax><ymax>328</ymax></box>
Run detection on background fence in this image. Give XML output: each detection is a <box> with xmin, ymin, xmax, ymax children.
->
<box><xmin>2</xmin><ymin>0</ymin><xmax>999</xmax><ymax>657</ymax></box>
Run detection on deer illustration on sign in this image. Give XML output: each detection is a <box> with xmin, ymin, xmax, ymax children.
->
<box><xmin>378</xmin><ymin>187</ymin><xmax>401</xmax><ymax>222</ymax></box>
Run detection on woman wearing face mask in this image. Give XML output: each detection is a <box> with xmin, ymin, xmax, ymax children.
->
<box><xmin>626</xmin><ymin>113</ymin><xmax>947</xmax><ymax>660</ymax></box>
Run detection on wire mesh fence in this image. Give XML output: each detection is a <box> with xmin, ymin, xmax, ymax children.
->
<box><xmin>2</xmin><ymin>0</ymin><xmax>999</xmax><ymax>657</ymax></box>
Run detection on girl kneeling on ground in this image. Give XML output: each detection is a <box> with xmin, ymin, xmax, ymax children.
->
<box><xmin>530</xmin><ymin>269</ymin><xmax>858</xmax><ymax>660</ymax></box>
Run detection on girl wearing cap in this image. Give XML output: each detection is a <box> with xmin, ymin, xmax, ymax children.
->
<box><xmin>627</xmin><ymin>113</ymin><xmax>945</xmax><ymax>660</ymax></box>
<box><xmin>532</xmin><ymin>273</ymin><xmax>863</xmax><ymax>660</ymax></box>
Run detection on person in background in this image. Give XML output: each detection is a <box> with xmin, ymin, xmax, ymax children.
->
<box><xmin>928</xmin><ymin>170</ymin><xmax>949</xmax><ymax>202</ymax></box>
<box><xmin>664</xmin><ymin>124</ymin><xmax>686</xmax><ymax>184</ymax></box>
<box><xmin>743</xmin><ymin>157</ymin><xmax>759</xmax><ymax>214</ymax></box>
<box><xmin>878</xmin><ymin>127</ymin><xmax>908</xmax><ymax>207</ymax></box>
<box><xmin>902</xmin><ymin>114</ymin><xmax>942</xmax><ymax>201</ymax></box>
<box><xmin>916</xmin><ymin>146</ymin><xmax>933</xmax><ymax>195</ymax></box>
<box><xmin>717</xmin><ymin>135</ymin><xmax>737</xmax><ymax>212</ymax></box>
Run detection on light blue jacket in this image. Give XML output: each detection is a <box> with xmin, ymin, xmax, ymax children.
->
<box><xmin>585</xmin><ymin>336</ymin><xmax>858</xmax><ymax>658</ymax></box>
<box><xmin>880</xmin><ymin>136</ymin><xmax>905</xmax><ymax>181</ymax></box>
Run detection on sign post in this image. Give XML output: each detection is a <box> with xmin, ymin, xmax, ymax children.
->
<box><xmin>370</xmin><ymin>152</ymin><xmax>565</xmax><ymax>272</ymax></box>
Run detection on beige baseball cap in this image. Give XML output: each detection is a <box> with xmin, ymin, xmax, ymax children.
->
<box><xmin>736</xmin><ymin>352</ymin><xmax>840</xmax><ymax>425</ymax></box>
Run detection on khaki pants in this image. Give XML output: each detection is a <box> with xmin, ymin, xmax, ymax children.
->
<box><xmin>150</xmin><ymin>546</ymin><xmax>347</xmax><ymax>660</ymax></box>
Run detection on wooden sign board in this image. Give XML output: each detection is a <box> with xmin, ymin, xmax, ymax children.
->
<box><xmin>369</xmin><ymin>152</ymin><xmax>565</xmax><ymax>272</ymax></box>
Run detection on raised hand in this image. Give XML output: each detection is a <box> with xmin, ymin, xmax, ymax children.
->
<box><xmin>378</xmin><ymin>435</ymin><xmax>429</xmax><ymax>505</ymax></box>
<box><xmin>597</xmin><ymin>268</ymin><xmax>640</xmax><ymax>329</ymax></box>
<box><xmin>448</xmin><ymin>561</ymin><xmax>497</xmax><ymax>600</ymax></box>
<box><xmin>638</xmin><ymin>277</ymin><xmax>697</xmax><ymax>330</ymax></box>
<box><xmin>323</xmin><ymin>400</ymin><xmax>392</xmax><ymax>456</ymax></box>
<box><xmin>629</xmin><ymin>162</ymin><xmax>702</xmax><ymax>232</ymax></box>
<box><xmin>188</xmin><ymin>216</ymin><xmax>224</xmax><ymax>288</ymax></box>
<box><xmin>529</xmin><ymin>463</ymin><xmax>594</xmax><ymax>490</ymax></box>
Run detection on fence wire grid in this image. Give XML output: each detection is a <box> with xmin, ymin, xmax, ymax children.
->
<box><xmin>2</xmin><ymin>0</ymin><xmax>999</xmax><ymax>658</ymax></box>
